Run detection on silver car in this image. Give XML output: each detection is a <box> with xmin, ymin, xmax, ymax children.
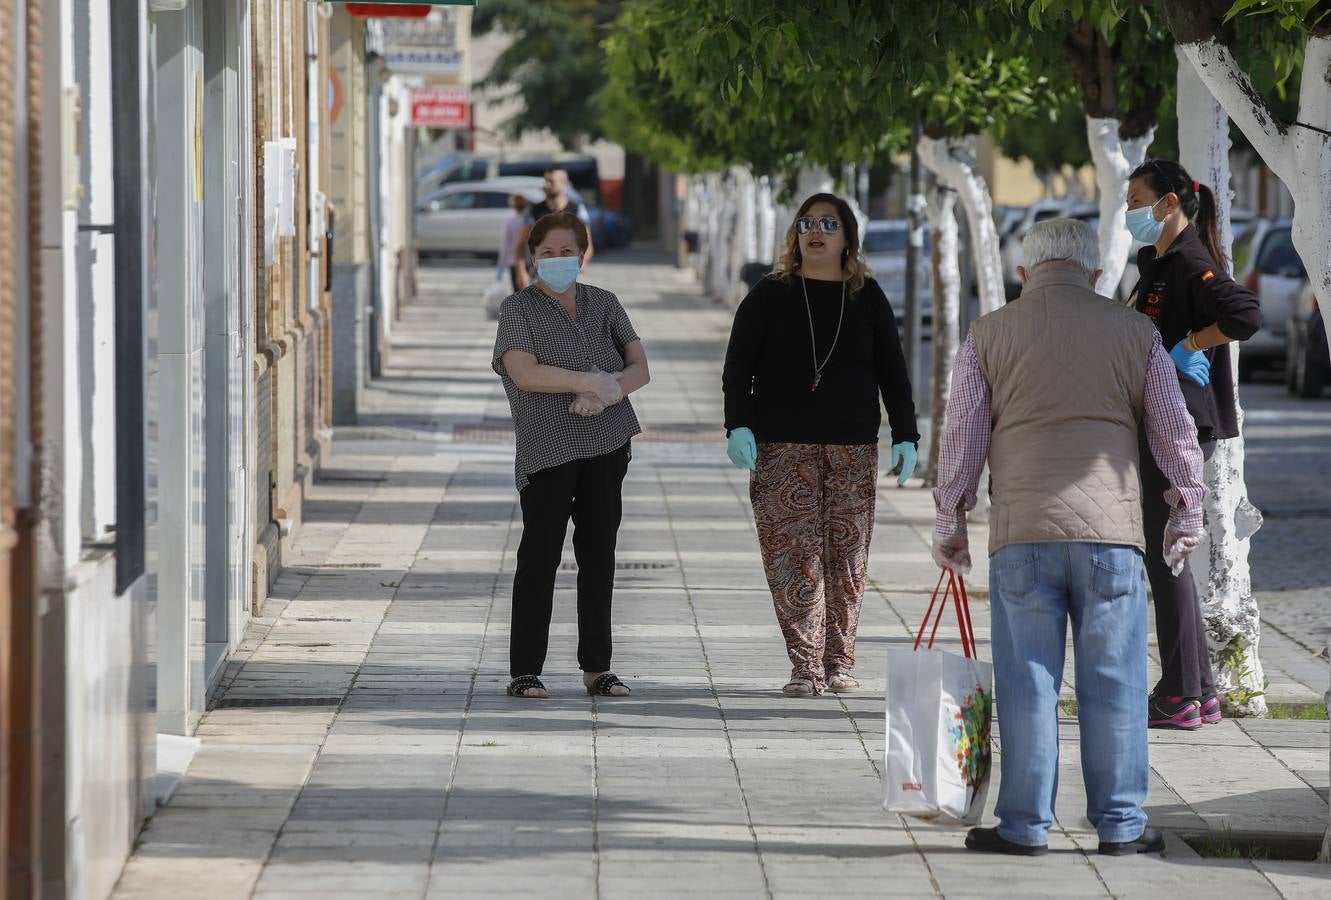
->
<box><xmin>415</xmin><ymin>177</ymin><xmax>543</xmax><ymax>257</ymax></box>
<box><xmin>863</xmin><ymin>220</ymin><xmax>932</xmax><ymax>337</ymax></box>
<box><xmin>414</xmin><ymin>176</ymin><xmax>592</xmax><ymax>258</ymax></box>
<box><xmin>1233</xmin><ymin>218</ymin><xmax>1304</xmax><ymax>380</ymax></box>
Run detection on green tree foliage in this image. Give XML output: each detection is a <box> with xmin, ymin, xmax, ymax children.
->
<box><xmin>996</xmin><ymin>91</ymin><xmax>1093</xmax><ymax>174</ymax></box>
<box><xmin>472</xmin><ymin>0</ymin><xmax>622</xmax><ymax>147</ymax></box>
<box><xmin>603</xmin><ymin>1</ymin><xmax>1057</xmax><ymax>176</ymax></box>
<box><xmin>1007</xmin><ymin>1</ymin><xmax>1176</xmax><ymax>134</ymax></box>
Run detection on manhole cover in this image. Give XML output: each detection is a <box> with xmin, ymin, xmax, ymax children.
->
<box><xmin>213</xmin><ymin>697</ymin><xmax>343</xmax><ymax>709</ymax></box>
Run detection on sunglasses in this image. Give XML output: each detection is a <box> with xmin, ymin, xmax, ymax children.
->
<box><xmin>794</xmin><ymin>216</ymin><xmax>841</xmax><ymax>235</ymax></box>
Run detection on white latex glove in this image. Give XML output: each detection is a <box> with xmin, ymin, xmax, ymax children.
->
<box><xmin>583</xmin><ymin>370</ymin><xmax>623</xmax><ymax>406</ymax></box>
<box><xmin>569</xmin><ymin>393</ymin><xmax>607</xmax><ymax>416</ymax></box>
<box><xmin>1164</xmin><ymin>523</ymin><xmax>1202</xmax><ymax>577</ymax></box>
<box><xmin>932</xmin><ymin>531</ymin><xmax>972</xmax><ymax>576</ymax></box>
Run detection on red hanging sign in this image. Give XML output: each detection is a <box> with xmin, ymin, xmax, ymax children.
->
<box><xmin>409</xmin><ymin>87</ymin><xmax>469</xmax><ymax>128</ymax></box>
<box><xmin>344</xmin><ymin>3</ymin><xmax>432</xmax><ymax>17</ymax></box>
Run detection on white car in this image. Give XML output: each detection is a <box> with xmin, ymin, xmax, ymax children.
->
<box><xmin>1233</xmin><ymin>218</ymin><xmax>1304</xmax><ymax>379</ymax></box>
<box><xmin>863</xmin><ymin>220</ymin><xmax>932</xmax><ymax>337</ymax></box>
<box><xmin>414</xmin><ymin>177</ymin><xmax>588</xmax><ymax>258</ymax></box>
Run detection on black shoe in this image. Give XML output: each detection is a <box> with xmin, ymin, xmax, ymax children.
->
<box><xmin>1099</xmin><ymin>827</ymin><xmax>1165</xmax><ymax>856</ymax></box>
<box><xmin>965</xmin><ymin>826</ymin><xmax>1049</xmax><ymax>856</ymax></box>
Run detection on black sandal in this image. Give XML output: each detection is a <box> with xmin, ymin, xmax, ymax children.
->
<box><xmin>585</xmin><ymin>673</ymin><xmax>630</xmax><ymax>697</ymax></box>
<box><xmin>506</xmin><ymin>675</ymin><xmax>548</xmax><ymax>698</ymax></box>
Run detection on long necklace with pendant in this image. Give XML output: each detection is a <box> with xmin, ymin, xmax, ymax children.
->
<box><xmin>802</xmin><ymin>275</ymin><xmax>845</xmax><ymax>392</ymax></box>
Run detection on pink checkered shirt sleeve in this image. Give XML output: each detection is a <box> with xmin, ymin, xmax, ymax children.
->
<box><xmin>933</xmin><ymin>334</ymin><xmax>990</xmax><ymax>539</ymax></box>
<box><xmin>1142</xmin><ymin>331</ymin><xmax>1207</xmax><ymax>533</ymax></box>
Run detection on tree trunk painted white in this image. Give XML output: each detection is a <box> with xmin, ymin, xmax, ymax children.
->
<box><xmin>1177</xmin><ymin>50</ymin><xmax>1267</xmax><ymax>717</ymax></box>
<box><xmin>685</xmin><ymin>176</ymin><xmax>708</xmax><ymax>281</ymax></box>
<box><xmin>845</xmin><ymin>194</ymin><xmax>870</xmax><ymax>258</ymax></box>
<box><xmin>756</xmin><ymin>176</ymin><xmax>777</xmax><ymax>263</ymax></box>
<box><xmin>703</xmin><ymin>173</ymin><xmax>729</xmax><ymax>301</ymax></box>
<box><xmin>1086</xmin><ymin>116</ymin><xmax>1154</xmax><ymax>298</ymax></box>
<box><xmin>1178</xmin><ymin>35</ymin><xmax>1331</xmax><ymax>351</ymax></box>
<box><xmin>918</xmin><ymin>135</ymin><xmax>1005</xmax><ymax>316</ymax></box>
<box><xmin>923</xmin><ymin>187</ymin><xmax>961</xmax><ymax>487</ymax></box>
<box><xmin>796</xmin><ymin>165</ymin><xmax>833</xmax><ymax>200</ymax></box>
<box><xmin>736</xmin><ymin>167</ymin><xmax>760</xmax><ymax>266</ymax></box>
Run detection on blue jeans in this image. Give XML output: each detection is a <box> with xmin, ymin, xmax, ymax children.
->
<box><xmin>989</xmin><ymin>542</ymin><xmax>1148</xmax><ymax>846</ymax></box>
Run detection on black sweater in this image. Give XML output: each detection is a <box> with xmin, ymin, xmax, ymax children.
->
<box><xmin>1131</xmin><ymin>225</ymin><xmax>1262</xmax><ymax>441</ymax></box>
<box><xmin>722</xmin><ymin>275</ymin><xmax>920</xmax><ymax>446</ymax></box>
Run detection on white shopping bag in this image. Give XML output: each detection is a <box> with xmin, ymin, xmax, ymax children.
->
<box><xmin>484</xmin><ymin>276</ymin><xmax>509</xmax><ymax>320</ymax></box>
<box><xmin>883</xmin><ymin>572</ymin><xmax>993</xmax><ymax>826</ymax></box>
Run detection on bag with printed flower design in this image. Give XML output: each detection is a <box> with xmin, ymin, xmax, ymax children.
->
<box><xmin>883</xmin><ymin>571</ymin><xmax>992</xmax><ymax>826</ymax></box>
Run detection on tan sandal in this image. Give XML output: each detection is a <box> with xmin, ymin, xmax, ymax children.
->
<box><xmin>783</xmin><ymin>677</ymin><xmax>816</xmax><ymax>697</ymax></box>
<box><xmin>828</xmin><ymin>673</ymin><xmax>860</xmax><ymax>693</ymax></box>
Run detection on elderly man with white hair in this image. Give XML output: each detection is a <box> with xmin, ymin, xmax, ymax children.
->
<box><xmin>932</xmin><ymin>217</ymin><xmax>1208</xmax><ymax>858</ymax></box>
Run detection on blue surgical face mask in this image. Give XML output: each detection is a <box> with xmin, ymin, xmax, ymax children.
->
<box><xmin>536</xmin><ymin>255</ymin><xmax>580</xmax><ymax>292</ymax></box>
<box><xmin>1125</xmin><ymin>197</ymin><xmax>1166</xmax><ymax>243</ymax></box>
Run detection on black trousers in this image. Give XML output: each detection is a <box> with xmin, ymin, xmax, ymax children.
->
<box><xmin>1140</xmin><ymin>437</ymin><xmax>1216</xmax><ymax>699</ymax></box>
<box><xmin>510</xmin><ymin>445</ymin><xmax>629</xmax><ymax>678</ymax></box>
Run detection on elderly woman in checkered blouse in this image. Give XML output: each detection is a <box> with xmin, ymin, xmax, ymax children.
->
<box><xmin>492</xmin><ymin>211</ymin><xmax>651</xmax><ymax>700</ymax></box>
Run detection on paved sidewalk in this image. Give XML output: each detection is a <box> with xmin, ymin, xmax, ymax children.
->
<box><xmin>113</xmin><ymin>251</ymin><xmax>1330</xmax><ymax>899</ymax></box>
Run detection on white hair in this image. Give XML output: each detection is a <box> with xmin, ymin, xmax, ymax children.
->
<box><xmin>1022</xmin><ymin>217</ymin><xmax>1100</xmax><ymax>276</ymax></box>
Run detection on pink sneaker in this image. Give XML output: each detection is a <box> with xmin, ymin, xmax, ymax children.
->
<box><xmin>1148</xmin><ymin>694</ymin><xmax>1201</xmax><ymax>730</ymax></box>
<box><xmin>1198</xmin><ymin>694</ymin><xmax>1223</xmax><ymax>725</ymax></box>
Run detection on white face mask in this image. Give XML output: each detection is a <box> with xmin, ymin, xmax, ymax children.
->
<box><xmin>536</xmin><ymin>256</ymin><xmax>580</xmax><ymax>292</ymax></box>
<box><xmin>1125</xmin><ymin>197</ymin><xmax>1166</xmax><ymax>243</ymax></box>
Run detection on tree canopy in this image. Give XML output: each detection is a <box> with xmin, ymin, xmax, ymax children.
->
<box><xmin>472</xmin><ymin>0</ymin><xmax>622</xmax><ymax>147</ymax></box>
<box><xmin>602</xmin><ymin>1</ymin><xmax>1059</xmax><ymax>177</ymax></box>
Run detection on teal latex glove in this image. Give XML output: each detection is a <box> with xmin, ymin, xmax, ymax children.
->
<box><xmin>1169</xmin><ymin>339</ymin><xmax>1211</xmax><ymax>387</ymax></box>
<box><xmin>891</xmin><ymin>442</ymin><xmax>918</xmax><ymax>486</ymax></box>
<box><xmin>726</xmin><ymin>427</ymin><xmax>758</xmax><ymax>470</ymax></box>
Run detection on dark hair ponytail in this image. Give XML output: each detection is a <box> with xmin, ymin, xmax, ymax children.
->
<box><xmin>1192</xmin><ymin>183</ymin><xmax>1227</xmax><ymax>272</ymax></box>
<box><xmin>1128</xmin><ymin>159</ymin><xmax>1229</xmax><ymax>271</ymax></box>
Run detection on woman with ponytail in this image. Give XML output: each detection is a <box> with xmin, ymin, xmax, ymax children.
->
<box><xmin>1124</xmin><ymin>159</ymin><xmax>1262</xmax><ymax>730</ymax></box>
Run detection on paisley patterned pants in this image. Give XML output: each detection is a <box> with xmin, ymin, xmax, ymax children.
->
<box><xmin>750</xmin><ymin>442</ymin><xmax>878</xmax><ymax>692</ymax></box>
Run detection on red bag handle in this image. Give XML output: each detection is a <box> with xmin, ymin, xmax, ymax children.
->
<box><xmin>914</xmin><ymin>569</ymin><xmax>978</xmax><ymax>659</ymax></box>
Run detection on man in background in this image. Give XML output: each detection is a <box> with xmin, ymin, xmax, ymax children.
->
<box><xmin>515</xmin><ymin>168</ymin><xmax>594</xmax><ymax>289</ymax></box>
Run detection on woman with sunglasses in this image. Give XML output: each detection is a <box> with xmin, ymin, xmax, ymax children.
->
<box><xmin>722</xmin><ymin>193</ymin><xmax>920</xmax><ymax>696</ymax></box>
<box><xmin>1125</xmin><ymin>159</ymin><xmax>1261</xmax><ymax>730</ymax></box>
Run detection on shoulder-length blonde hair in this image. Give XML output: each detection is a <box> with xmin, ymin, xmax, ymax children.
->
<box><xmin>771</xmin><ymin>192</ymin><xmax>867</xmax><ymax>293</ymax></box>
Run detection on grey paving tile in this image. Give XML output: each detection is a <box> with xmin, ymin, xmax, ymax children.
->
<box><xmin>112</xmin><ymin>253</ymin><xmax>1330</xmax><ymax>900</ymax></box>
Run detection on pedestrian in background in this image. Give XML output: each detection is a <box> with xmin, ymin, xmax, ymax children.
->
<box><xmin>500</xmin><ymin>193</ymin><xmax>529</xmax><ymax>292</ymax></box>
<box><xmin>493</xmin><ymin>211</ymin><xmax>650</xmax><ymax>700</ymax></box>
<box><xmin>934</xmin><ymin>218</ymin><xmax>1207</xmax><ymax>857</ymax></box>
<box><xmin>515</xmin><ymin>168</ymin><xmax>594</xmax><ymax>289</ymax></box>
<box><xmin>1125</xmin><ymin>159</ymin><xmax>1262</xmax><ymax>730</ymax></box>
<box><xmin>722</xmin><ymin>193</ymin><xmax>919</xmax><ymax>697</ymax></box>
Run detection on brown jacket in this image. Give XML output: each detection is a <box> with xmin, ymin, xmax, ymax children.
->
<box><xmin>972</xmin><ymin>266</ymin><xmax>1157</xmax><ymax>555</ymax></box>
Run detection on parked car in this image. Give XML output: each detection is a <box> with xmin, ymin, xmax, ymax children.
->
<box><xmin>417</xmin><ymin>153</ymin><xmax>602</xmax><ymax>206</ymax></box>
<box><xmin>1000</xmin><ymin>199</ymin><xmax>1076</xmax><ymax>298</ymax></box>
<box><xmin>415</xmin><ymin>177</ymin><xmax>541</xmax><ymax>257</ymax></box>
<box><xmin>863</xmin><ymin>219</ymin><xmax>932</xmax><ymax>336</ymax></box>
<box><xmin>1232</xmin><ymin>218</ymin><xmax>1304</xmax><ymax>380</ymax></box>
<box><xmin>1286</xmin><ymin>281</ymin><xmax>1329</xmax><ymax>398</ymax></box>
<box><xmin>586</xmin><ymin>206</ymin><xmax>633</xmax><ymax>249</ymax></box>
<box><xmin>415</xmin><ymin>177</ymin><xmax>626</xmax><ymax>257</ymax></box>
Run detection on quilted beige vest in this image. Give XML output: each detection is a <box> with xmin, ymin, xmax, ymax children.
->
<box><xmin>971</xmin><ymin>266</ymin><xmax>1156</xmax><ymax>555</ymax></box>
